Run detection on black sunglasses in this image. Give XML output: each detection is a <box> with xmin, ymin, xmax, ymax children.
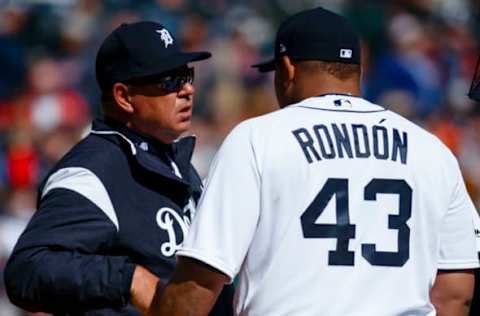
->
<box><xmin>126</xmin><ymin>67</ymin><xmax>194</xmax><ymax>92</ymax></box>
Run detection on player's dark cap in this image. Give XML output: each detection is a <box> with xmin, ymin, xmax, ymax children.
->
<box><xmin>252</xmin><ymin>7</ymin><xmax>360</xmax><ymax>72</ymax></box>
<box><xmin>96</xmin><ymin>21</ymin><xmax>211</xmax><ymax>90</ymax></box>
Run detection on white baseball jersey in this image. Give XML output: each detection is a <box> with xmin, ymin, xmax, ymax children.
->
<box><xmin>178</xmin><ymin>94</ymin><xmax>480</xmax><ymax>316</ymax></box>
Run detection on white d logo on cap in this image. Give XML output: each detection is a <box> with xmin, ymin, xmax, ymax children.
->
<box><xmin>156</xmin><ymin>29</ymin><xmax>174</xmax><ymax>48</ymax></box>
<box><xmin>340</xmin><ymin>49</ymin><xmax>353</xmax><ymax>59</ymax></box>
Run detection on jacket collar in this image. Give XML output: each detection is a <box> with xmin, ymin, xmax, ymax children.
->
<box><xmin>90</xmin><ymin>118</ymin><xmax>197</xmax><ymax>187</ymax></box>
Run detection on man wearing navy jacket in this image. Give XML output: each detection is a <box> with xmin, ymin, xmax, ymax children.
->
<box><xmin>3</xmin><ymin>21</ymin><xmax>233</xmax><ymax>316</ymax></box>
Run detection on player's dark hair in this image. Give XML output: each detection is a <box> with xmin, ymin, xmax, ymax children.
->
<box><xmin>295</xmin><ymin>60</ymin><xmax>361</xmax><ymax>81</ymax></box>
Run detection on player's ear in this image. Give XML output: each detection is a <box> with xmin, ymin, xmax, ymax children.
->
<box><xmin>112</xmin><ymin>82</ymin><xmax>134</xmax><ymax>114</ymax></box>
<box><xmin>281</xmin><ymin>55</ymin><xmax>295</xmax><ymax>82</ymax></box>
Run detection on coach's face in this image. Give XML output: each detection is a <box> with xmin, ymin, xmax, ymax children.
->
<box><xmin>121</xmin><ymin>67</ymin><xmax>195</xmax><ymax>144</ymax></box>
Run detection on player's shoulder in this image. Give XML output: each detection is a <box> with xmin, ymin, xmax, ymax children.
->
<box><xmin>372</xmin><ymin>103</ymin><xmax>459</xmax><ymax>169</ymax></box>
<box><xmin>215</xmin><ymin>109</ymin><xmax>290</xmax><ymax>158</ymax></box>
<box><xmin>386</xmin><ymin>108</ymin><xmax>453</xmax><ymax>151</ymax></box>
<box><xmin>224</xmin><ymin>109</ymin><xmax>283</xmax><ymax>137</ymax></box>
<box><xmin>229</xmin><ymin>103</ymin><xmax>303</xmax><ymax>136</ymax></box>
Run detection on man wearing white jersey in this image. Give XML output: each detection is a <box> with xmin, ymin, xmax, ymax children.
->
<box><xmin>149</xmin><ymin>7</ymin><xmax>479</xmax><ymax>316</ymax></box>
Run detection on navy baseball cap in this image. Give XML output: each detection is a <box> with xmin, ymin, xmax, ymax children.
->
<box><xmin>96</xmin><ymin>21</ymin><xmax>211</xmax><ymax>90</ymax></box>
<box><xmin>252</xmin><ymin>7</ymin><xmax>360</xmax><ymax>72</ymax></box>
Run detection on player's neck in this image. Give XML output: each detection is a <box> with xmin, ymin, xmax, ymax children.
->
<box><xmin>293</xmin><ymin>76</ymin><xmax>361</xmax><ymax>103</ymax></box>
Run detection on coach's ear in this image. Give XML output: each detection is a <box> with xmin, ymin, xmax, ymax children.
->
<box><xmin>112</xmin><ymin>82</ymin><xmax>134</xmax><ymax>114</ymax></box>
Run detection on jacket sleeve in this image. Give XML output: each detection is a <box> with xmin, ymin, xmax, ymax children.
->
<box><xmin>4</xmin><ymin>187</ymin><xmax>135</xmax><ymax>313</ymax></box>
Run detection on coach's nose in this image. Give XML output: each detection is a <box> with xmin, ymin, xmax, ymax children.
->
<box><xmin>178</xmin><ymin>82</ymin><xmax>194</xmax><ymax>98</ymax></box>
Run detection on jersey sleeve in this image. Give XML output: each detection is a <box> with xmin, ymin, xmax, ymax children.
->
<box><xmin>177</xmin><ymin>122</ymin><xmax>261</xmax><ymax>282</ymax></box>
<box><xmin>438</xmin><ymin>161</ymin><xmax>480</xmax><ymax>269</ymax></box>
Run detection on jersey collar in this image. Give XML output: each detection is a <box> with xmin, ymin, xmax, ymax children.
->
<box><xmin>290</xmin><ymin>94</ymin><xmax>386</xmax><ymax>113</ymax></box>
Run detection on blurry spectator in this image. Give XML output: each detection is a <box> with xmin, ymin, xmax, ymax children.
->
<box><xmin>0</xmin><ymin>188</ymin><xmax>36</xmax><ymax>316</ymax></box>
<box><xmin>344</xmin><ymin>0</ymin><xmax>387</xmax><ymax>58</ymax></box>
<box><xmin>366</xmin><ymin>13</ymin><xmax>444</xmax><ymax>116</ymax></box>
<box><xmin>11</xmin><ymin>57</ymin><xmax>90</xmax><ymax>135</ymax></box>
<box><xmin>5</xmin><ymin>132</ymin><xmax>38</xmax><ymax>190</ymax></box>
<box><xmin>59</xmin><ymin>0</ymin><xmax>103</xmax><ymax>57</ymax></box>
<box><xmin>179</xmin><ymin>13</ymin><xmax>214</xmax><ymax>117</ymax></box>
<box><xmin>139</xmin><ymin>0</ymin><xmax>189</xmax><ymax>33</ymax></box>
<box><xmin>19</xmin><ymin>4</ymin><xmax>63</xmax><ymax>57</ymax></box>
<box><xmin>0</xmin><ymin>6</ymin><xmax>27</xmax><ymax>100</ymax></box>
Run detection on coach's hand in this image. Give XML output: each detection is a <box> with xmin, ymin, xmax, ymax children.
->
<box><xmin>130</xmin><ymin>265</ymin><xmax>160</xmax><ymax>315</ymax></box>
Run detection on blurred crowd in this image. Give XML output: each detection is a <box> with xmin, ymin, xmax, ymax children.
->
<box><xmin>0</xmin><ymin>0</ymin><xmax>479</xmax><ymax>315</ymax></box>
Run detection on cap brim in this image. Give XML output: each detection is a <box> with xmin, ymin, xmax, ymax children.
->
<box><xmin>184</xmin><ymin>51</ymin><xmax>212</xmax><ymax>63</ymax></box>
<box><xmin>251</xmin><ymin>59</ymin><xmax>276</xmax><ymax>73</ymax></box>
<box><xmin>128</xmin><ymin>51</ymin><xmax>212</xmax><ymax>80</ymax></box>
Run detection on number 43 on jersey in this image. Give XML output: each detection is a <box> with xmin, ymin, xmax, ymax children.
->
<box><xmin>300</xmin><ymin>178</ymin><xmax>412</xmax><ymax>267</ymax></box>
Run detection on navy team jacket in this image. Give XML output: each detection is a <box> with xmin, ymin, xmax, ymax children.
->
<box><xmin>4</xmin><ymin>119</ymin><xmax>234</xmax><ymax>315</ymax></box>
